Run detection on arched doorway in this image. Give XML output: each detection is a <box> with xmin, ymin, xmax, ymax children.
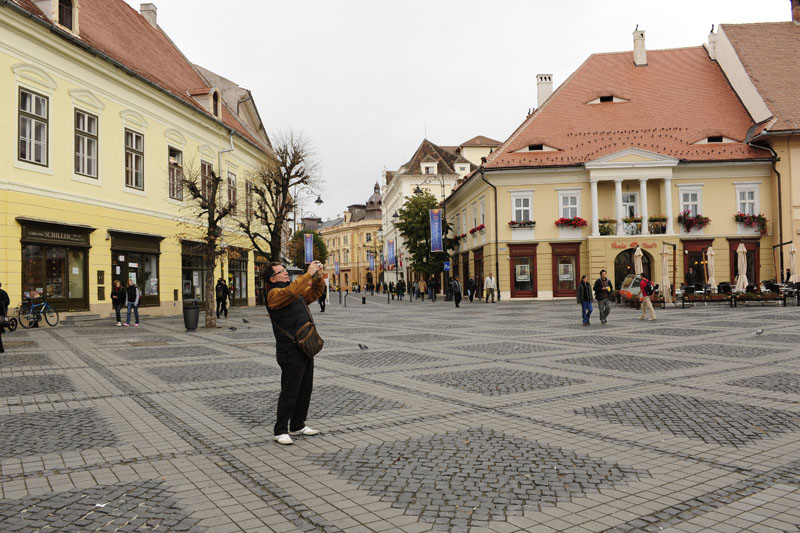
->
<box><xmin>614</xmin><ymin>249</ymin><xmax>652</xmax><ymax>289</ymax></box>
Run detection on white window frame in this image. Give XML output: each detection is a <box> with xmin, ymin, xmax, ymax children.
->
<box><xmin>74</xmin><ymin>108</ymin><xmax>98</xmax><ymax>178</ymax></box>
<box><xmin>621</xmin><ymin>192</ymin><xmax>638</xmax><ymax>218</ymax></box>
<box><xmin>19</xmin><ymin>87</ymin><xmax>49</xmax><ymax>166</ymax></box>
<box><xmin>735</xmin><ymin>183</ymin><xmax>759</xmax><ymax>215</ymax></box>
<box><xmin>510</xmin><ymin>190</ymin><xmax>534</xmax><ymax>222</ymax></box>
<box><xmin>228</xmin><ymin>172</ymin><xmax>237</xmax><ymax>214</ymax></box>
<box><xmin>471</xmin><ymin>202</ymin><xmax>478</xmax><ymax>228</ymax></box>
<box><xmin>678</xmin><ymin>185</ymin><xmax>703</xmax><ymax>216</ymax></box>
<box><xmin>557</xmin><ymin>189</ymin><xmax>581</xmax><ymax>219</ymax></box>
<box><xmin>480</xmin><ymin>197</ymin><xmax>485</xmax><ymax>225</ymax></box>
<box><xmin>168</xmin><ymin>146</ymin><xmax>183</xmax><ymax>200</ymax></box>
<box><xmin>124</xmin><ymin>128</ymin><xmax>144</xmax><ymax>190</ymax></box>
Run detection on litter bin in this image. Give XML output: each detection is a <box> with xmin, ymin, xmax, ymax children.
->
<box><xmin>183</xmin><ymin>300</ymin><xmax>199</xmax><ymax>331</ymax></box>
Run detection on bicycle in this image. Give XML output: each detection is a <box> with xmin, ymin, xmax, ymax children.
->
<box><xmin>17</xmin><ymin>296</ymin><xmax>60</xmax><ymax>328</ymax></box>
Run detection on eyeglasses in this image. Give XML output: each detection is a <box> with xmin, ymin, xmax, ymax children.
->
<box><xmin>272</xmin><ymin>268</ymin><xmax>287</xmax><ymax>276</ymax></box>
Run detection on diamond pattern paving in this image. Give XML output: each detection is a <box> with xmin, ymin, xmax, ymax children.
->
<box><xmin>0</xmin><ymin>353</ymin><xmax>53</xmax><ymax>368</ymax></box>
<box><xmin>146</xmin><ymin>361</ymin><xmax>276</xmax><ymax>383</ymax></box>
<box><xmin>0</xmin><ymin>408</ymin><xmax>118</xmax><ymax>457</ymax></box>
<box><xmin>383</xmin><ymin>333</ymin><xmax>461</xmax><ymax>344</ymax></box>
<box><xmin>558</xmin><ymin>354</ymin><xmax>705</xmax><ymax>374</ymax></box>
<box><xmin>204</xmin><ymin>384</ymin><xmax>405</xmax><ymax>426</ymax></box>
<box><xmin>453</xmin><ymin>341</ymin><xmax>560</xmax><ymax>355</ymax></box>
<box><xmin>0</xmin><ymin>481</ymin><xmax>201</xmax><ymax>531</ymax></box>
<box><xmin>645</xmin><ymin>328</ymin><xmax>721</xmax><ymax>337</ymax></box>
<box><xmin>325</xmin><ymin>351</ymin><xmax>443</xmax><ymax>367</ymax></box>
<box><xmin>551</xmin><ymin>335</ymin><xmax>634</xmax><ymax>346</ymax></box>
<box><xmin>665</xmin><ymin>344</ymin><xmax>786</xmax><ymax>358</ymax></box>
<box><xmin>575</xmin><ymin>393</ymin><xmax>800</xmax><ymax>446</ymax></box>
<box><xmin>0</xmin><ymin>375</ymin><xmax>75</xmax><ymax>397</ymax></box>
<box><xmin>115</xmin><ymin>345</ymin><xmax>224</xmax><ymax>361</ymax></box>
<box><xmin>414</xmin><ymin>367</ymin><xmax>586</xmax><ymax>396</ymax></box>
<box><xmin>311</xmin><ymin>428</ymin><xmax>647</xmax><ymax>528</ymax></box>
<box><xmin>727</xmin><ymin>372</ymin><xmax>800</xmax><ymax>394</ymax></box>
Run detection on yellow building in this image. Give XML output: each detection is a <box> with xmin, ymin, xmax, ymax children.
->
<box><xmin>0</xmin><ymin>0</ymin><xmax>272</xmax><ymax>316</ymax></box>
<box><xmin>319</xmin><ymin>184</ymin><xmax>383</xmax><ymax>290</ymax></box>
<box><xmin>446</xmin><ymin>32</ymin><xmax>776</xmax><ymax>299</ymax></box>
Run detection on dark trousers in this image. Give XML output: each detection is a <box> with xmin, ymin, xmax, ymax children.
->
<box><xmin>274</xmin><ymin>347</ymin><xmax>314</xmax><ymax>435</ymax></box>
<box><xmin>216</xmin><ymin>299</ymin><xmax>228</xmax><ymax>318</ymax></box>
<box><xmin>468</xmin><ymin>290</ymin><xmax>474</xmax><ymax>302</ymax></box>
<box><xmin>318</xmin><ymin>297</ymin><xmax>326</xmax><ymax>312</ymax></box>
<box><xmin>113</xmin><ymin>303</ymin><xmax>123</xmax><ymax>323</ymax></box>
<box><xmin>454</xmin><ymin>292</ymin><xmax>462</xmax><ymax>307</ymax></box>
<box><xmin>581</xmin><ymin>301</ymin><xmax>593</xmax><ymax>324</ymax></box>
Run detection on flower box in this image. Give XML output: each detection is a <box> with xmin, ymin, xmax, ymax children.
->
<box><xmin>734</xmin><ymin>212</ymin><xmax>767</xmax><ymax>235</ymax></box>
<box><xmin>554</xmin><ymin>216</ymin><xmax>588</xmax><ymax>228</ymax></box>
<box><xmin>508</xmin><ymin>220</ymin><xmax>536</xmax><ymax>228</ymax></box>
<box><xmin>677</xmin><ymin>210</ymin><xmax>710</xmax><ymax>234</ymax></box>
<box><xmin>598</xmin><ymin>218</ymin><xmax>616</xmax><ymax>236</ymax></box>
<box><xmin>468</xmin><ymin>224</ymin><xmax>486</xmax><ymax>235</ymax></box>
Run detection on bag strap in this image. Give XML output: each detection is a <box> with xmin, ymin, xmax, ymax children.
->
<box><xmin>267</xmin><ymin>291</ymin><xmax>316</xmax><ymax>343</ymax></box>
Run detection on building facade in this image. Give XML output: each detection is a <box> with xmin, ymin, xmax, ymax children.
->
<box><xmin>1</xmin><ymin>0</ymin><xmax>273</xmax><ymax>316</ymax></box>
<box><xmin>446</xmin><ymin>31</ymin><xmax>777</xmax><ymax>299</ymax></box>
<box><xmin>320</xmin><ymin>184</ymin><xmax>383</xmax><ymax>290</ymax></box>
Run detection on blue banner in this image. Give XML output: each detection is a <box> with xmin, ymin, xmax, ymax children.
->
<box><xmin>369</xmin><ymin>252</ymin><xmax>375</xmax><ymax>271</ymax></box>
<box><xmin>387</xmin><ymin>239</ymin><xmax>396</xmax><ymax>269</ymax></box>
<box><xmin>430</xmin><ymin>209</ymin><xmax>443</xmax><ymax>252</ymax></box>
<box><xmin>304</xmin><ymin>233</ymin><xmax>313</xmax><ymax>264</ymax></box>
<box><xmin>334</xmin><ymin>260</ymin><xmax>339</xmax><ymax>275</ymax></box>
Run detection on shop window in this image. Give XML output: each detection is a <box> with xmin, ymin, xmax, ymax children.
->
<box><xmin>124</xmin><ymin>129</ymin><xmax>144</xmax><ymax>189</ymax></box>
<box><xmin>75</xmin><ymin>109</ymin><xmax>98</xmax><ymax>177</ymax></box>
<box><xmin>112</xmin><ymin>252</ymin><xmax>159</xmax><ymax>305</ymax></box>
<box><xmin>182</xmin><ymin>245</ymin><xmax>206</xmax><ymax>301</ymax></box>
<box><xmin>19</xmin><ymin>88</ymin><xmax>48</xmax><ymax>166</ymax></box>
<box><xmin>22</xmin><ymin>245</ymin><xmax>45</xmax><ymax>299</ymax></box>
<box><xmin>168</xmin><ymin>147</ymin><xmax>183</xmax><ymax>200</ymax></box>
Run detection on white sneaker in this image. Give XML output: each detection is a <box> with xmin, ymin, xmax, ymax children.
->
<box><xmin>116</xmin><ymin>322</ymin><xmax>122</xmax><ymax>326</ymax></box>
<box><xmin>274</xmin><ymin>434</ymin><xmax>294</xmax><ymax>445</ymax></box>
<box><xmin>289</xmin><ymin>426</ymin><xmax>320</xmax><ymax>436</ymax></box>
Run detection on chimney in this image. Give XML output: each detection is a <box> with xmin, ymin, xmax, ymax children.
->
<box><xmin>793</xmin><ymin>0</ymin><xmax>800</xmax><ymax>23</ymax></box>
<box><xmin>140</xmin><ymin>3</ymin><xmax>157</xmax><ymax>28</ymax></box>
<box><xmin>633</xmin><ymin>29</ymin><xmax>647</xmax><ymax>67</ymax></box>
<box><xmin>706</xmin><ymin>26</ymin><xmax>717</xmax><ymax>60</ymax></box>
<box><xmin>536</xmin><ymin>74</ymin><xmax>553</xmax><ymax>107</ymax></box>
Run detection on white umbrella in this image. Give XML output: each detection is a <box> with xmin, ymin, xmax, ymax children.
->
<box><xmin>706</xmin><ymin>246</ymin><xmax>716</xmax><ymax>288</ymax></box>
<box><xmin>788</xmin><ymin>243</ymin><xmax>798</xmax><ymax>283</ymax></box>
<box><xmin>660</xmin><ymin>243</ymin><xmax>672</xmax><ymax>304</ymax></box>
<box><xmin>634</xmin><ymin>246</ymin><xmax>643</xmax><ymax>276</ymax></box>
<box><xmin>734</xmin><ymin>242</ymin><xmax>748</xmax><ymax>290</ymax></box>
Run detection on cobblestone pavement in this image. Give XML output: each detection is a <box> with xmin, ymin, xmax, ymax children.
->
<box><xmin>1</xmin><ymin>295</ymin><xmax>799</xmax><ymax>532</ymax></box>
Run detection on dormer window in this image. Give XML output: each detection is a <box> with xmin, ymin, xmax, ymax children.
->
<box><xmin>599</xmin><ymin>96</ymin><xmax>613</xmax><ymax>103</ymax></box>
<box><xmin>422</xmin><ymin>163</ymin><xmax>436</xmax><ymax>174</ymax></box>
<box><xmin>212</xmin><ymin>91</ymin><xmax>219</xmax><ymax>117</ymax></box>
<box><xmin>587</xmin><ymin>95</ymin><xmax>629</xmax><ymax>104</ymax></box>
<box><xmin>529</xmin><ymin>144</ymin><xmax>543</xmax><ymax>151</ymax></box>
<box><xmin>59</xmin><ymin>0</ymin><xmax>73</xmax><ymax>29</ymax></box>
<box><xmin>513</xmin><ymin>143</ymin><xmax>558</xmax><ymax>153</ymax></box>
<box><xmin>693</xmin><ymin>135</ymin><xmax>736</xmax><ymax>144</ymax></box>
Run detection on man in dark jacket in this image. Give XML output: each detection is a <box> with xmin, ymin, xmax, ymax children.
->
<box><xmin>266</xmin><ymin>260</ymin><xmax>325</xmax><ymax>446</ymax></box>
<box><xmin>0</xmin><ymin>281</ymin><xmax>10</xmax><ymax>353</ymax></box>
<box><xmin>215</xmin><ymin>278</ymin><xmax>230</xmax><ymax>318</ymax></box>
<box><xmin>318</xmin><ymin>282</ymin><xmax>328</xmax><ymax>312</ymax></box>
<box><xmin>466</xmin><ymin>277</ymin><xmax>476</xmax><ymax>302</ymax></box>
<box><xmin>451</xmin><ymin>276</ymin><xmax>462</xmax><ymax>308</ymax></box>
<box><xmin>593</xmin><ymin>269</ymin><xmax>612</xmax><ymax>324</ymax></box>
<box><xmin>577</xmin><ymin>274</ymin><xmax>593</xmax><ymax>326</ymax></box>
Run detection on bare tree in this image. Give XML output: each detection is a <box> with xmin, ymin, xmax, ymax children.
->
<box><xmin>236</xmin><ymin>130</ymin><xmax>320</xmax><ymax>262</ymax></box>
<box><xmin>182</xmin><ymin>162</ymin><xmax>233</xmax><ymax>329</ymax></box>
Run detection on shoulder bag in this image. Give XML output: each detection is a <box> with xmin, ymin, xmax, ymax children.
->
<box><xmin>270</xmin><ymin>298</ymin><xmax>324</xmax><ymax>358</ymax></box>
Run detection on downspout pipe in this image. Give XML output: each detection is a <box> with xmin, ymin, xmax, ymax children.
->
<box><xmin>479</xmin><ymin>163</ymin><xmax>500</xmax><ymax>300</ymax></box>
<box><xmin>746</xmin><ymin>120</ymin><xmax>785</xmax><ymax>282</ymax></box>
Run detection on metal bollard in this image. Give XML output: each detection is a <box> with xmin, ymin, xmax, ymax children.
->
<box><xmin>362</xmin><ymin>296</ymin><xmax>366</xmax><ymax>305</ymax></box>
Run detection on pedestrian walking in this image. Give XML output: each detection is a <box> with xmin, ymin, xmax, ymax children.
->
<box><xmin>318</xmin><ymin>282</ymin><xmax>327</xmax><ymax>312</ymax></box>
<box><xmin>265</xmin><ymin>260</ymin><xmax>326</xmax><ymax>446</ymax></box>
<box><xmin>389</xmin><ymin>281</ymin><xmax>395</xmax><ymax>300</ymax></box>
<box><xmin>0</xmin><ymin>281</ymin><xmax>10</xmax><ymax>354</ymax></box>
<box><xmin>639</xmin><ymin>276</ymin><xmax>657</xmax><ymax>321</ymax></box>
<box><xmin>451</xmin><ymin>276</ymin><xmax>462</xmax><ymax>308</ymax></box>
<box><xmin>466</xmin><ymin>277</ymin><xmax>476</xmax><ymax>302</ymax></box>
<box><xmin>396</xmin><ymin>279</ymin><xmax>405</xmax><ymax>301</ymax></box>
<box><xmin>430</xmin><ymin>278</ymin><xmax>437</xmax><ymax>302</ymax></box>
<box><xmin>110</xmin><ymin>279</ymin><xmax>125</xmax><ymax>326</ymax></box>
<box><xmin>418</xmin><ymin>278</ymin><xmax>426</xmax><ymax>301</ymax></box>
<box><xmin>124</xmin><ymin>278</ymin><xmax>140</xmax><ymax>327</ymax></box>
<box><xmin>215</xmin><ymin>278</ymin><xmax>230</xmax><ymax>318</ymax></box>
<box><xmin>484</xmin><ymin>273</ymin><xmax>496</xmax><ymax>303</ymax></box>
<box><xmin>593</xmin><ymin>269</ymin><xmax>612</xmax><ymax>324</ymax></box>
<box><xmin>577</xmin><ymin>274</ymin><xmax>593</xmax><ymax>326</ymax></box>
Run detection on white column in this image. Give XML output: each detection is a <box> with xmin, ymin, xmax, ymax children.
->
<box><xmin>664</xmin><ymin>177</ymin><xmax>674</xmax><ymax>234</ymax></box>
<box><xmin>615</xmin><ymin>179</ymin><xmax>624</xmax><ymax>236</ymax></box>
<box><xmin>639</xmin><ymin>178</ymin><xmax>649</xmax><ymax>235</ymax></box>
<box><xmin>590</xmin><ymin>180</ymin><xmax>599</xmax><ymax>237</ymax></box>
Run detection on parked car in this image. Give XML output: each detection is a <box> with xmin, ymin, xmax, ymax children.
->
<box><xmin>619</xmin><ymin>274</ymin><xmax>642</xmax><ymax>303</ymax></box>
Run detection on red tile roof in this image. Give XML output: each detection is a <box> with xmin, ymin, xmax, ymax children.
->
<box><xmin>399</xmin><ymin>139</ymin><xmax>475</xmax><ymax>176</ymax></box>
<box><xmin>459</xmin><ymin>135</ymin><xmax>501</xmax><ymax>148</ymax></box>
<box><xmin>8</xmin><ymin>0</ymin><xmax>269</xmax><ymax>153</ymax></box>
<box><xmin>721</xmin><ymin>22</ymin><xmax>800</xmax><ymax>133</ymax></box>
<box><xmin>486</xmin><ymin>47</ymin><xmax>769</xmax><ymax>169</ymax></box>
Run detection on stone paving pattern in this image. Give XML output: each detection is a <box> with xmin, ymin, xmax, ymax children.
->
<box><xmin>0</xmin><ymin>294</ymin><xmax>798</xmax><ymax>532</ymax></box>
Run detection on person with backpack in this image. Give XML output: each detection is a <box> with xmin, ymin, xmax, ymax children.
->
<box><xmin>639</xmin><ymin>275</ymin><xmax>657</xmax><ymax>321</ymax></box>
<box><xmin>124</xmin><ymin>278</ymin><xmax>140</xmax><ymax>327</ymax></box>
<box><xmin>215</xmin><ymin>278</ymin><xmax>230</xmax><ymax>318</ymax></box>
<box><xmin>577</xmin><ymin>274</ymin><xmax>593</xmax><ymax>326</ymax></box>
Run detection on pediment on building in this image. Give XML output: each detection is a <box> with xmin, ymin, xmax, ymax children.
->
<box><xmin>585</xmin><ymin>148</ymin><xmax>679</xmax><ymax>169</ymax></box>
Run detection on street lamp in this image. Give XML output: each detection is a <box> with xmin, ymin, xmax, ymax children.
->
<box><xmin>414</xmin><ymin>174</ymin><xmax>451</xmax><ymax>301</ymax></box>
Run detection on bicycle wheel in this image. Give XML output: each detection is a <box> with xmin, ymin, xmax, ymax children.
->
<box><xmin>44</xmin><ymin>306</ymin><xmax>60</xmax><ymax>327</ymax></box>
<box><xmin>8</xmin><ymin>317</ymin><xmax>18</xmax><ymax>332</ymax></box>
<box><xmin>17</xmin><ymin>307</ymin><xmax>35</xmax><ymax>329</ymax></box>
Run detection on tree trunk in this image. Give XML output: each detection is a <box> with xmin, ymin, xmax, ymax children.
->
<box><xmin>204</xmin><ymin>244</ymin><xmax>217</xmax><ymax>329</ymax></box>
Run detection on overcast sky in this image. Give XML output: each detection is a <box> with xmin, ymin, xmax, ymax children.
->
<box><xmin>126</xmin><ymin>0</ymin><xmax>789</xmax><ymax>220</ymax></box>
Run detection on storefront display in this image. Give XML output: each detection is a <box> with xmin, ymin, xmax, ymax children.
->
<box><xmin>228</xmin><ymin>248</ymin><xmax>249</xmax><ymax>307</ymax></box>
<box><xmin>182</xmin><ymin>241</ymin><xmax>207</xmax><ymax>302</ymax></box>
<box><xmin>18</xmin><ymin>217</ymin><xmax>94</xmax><ymax>311</ymax></box>
<box><xmin>109</xmin><ymin>230</ymin><xmax>162</xmax><ymax>307</ymax></box>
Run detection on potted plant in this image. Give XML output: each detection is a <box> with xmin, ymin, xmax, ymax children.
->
<box><xmin>598</xmin><ymin>217</ymin><xmax>615</xmax><ymax>236</ymax></box>
<box><xmin>734</xmin><ymin>212</ymin><xmax>767</xmax><ymax>235</ymax></box>
<box><xmin>508</xmin><ymin>220</ymin><xmax>536</xmax><ymax>227</ymax></box>
<box><xmin>554</xmin><ymin>216</ymin><xmax>588</xmax><ymax>228</ymax></box>
<box><xmin>622</xmin><ymin>215</ymin><xmax>642</xmax><ymax>235</ymax></box>
<box><xmin>677</xmin><ymin>210</ymin><xmax>711</xmax><ymax>233</ymax></box>
<box><xmin>648</xmin><ymin>215</ymin><xmax>667</xmax><ymax>234</ymax></box>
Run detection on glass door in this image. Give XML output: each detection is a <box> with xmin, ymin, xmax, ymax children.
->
<box><xmin>509</xmin><ymin>244</ymin><xmax>537</xmax><ymax>298</ymax></box>
<box><xmin>552</xmin><ymin>243</ymin><xmax>580</xmax><ymax>297</ymax></box>
<box><xmin>67</xmin><ymin>249</ymin><xmax>86</xmax><ymax>310</ymax></box>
